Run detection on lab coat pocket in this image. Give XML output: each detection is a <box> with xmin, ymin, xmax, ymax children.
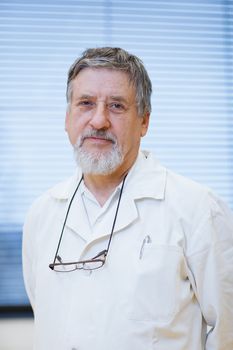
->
<box><xmin>128</xmin><ymin>244</ymin><xmax>185</xmax><ymax>323</ymax></box>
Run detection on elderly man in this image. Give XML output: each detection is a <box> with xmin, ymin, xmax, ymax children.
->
<box><xmin>23</xmin><ymin>47</ymin><xmax>233</xmax><ymax>350</ymax></box>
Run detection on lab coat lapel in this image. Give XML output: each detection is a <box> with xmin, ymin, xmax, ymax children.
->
<box><xmin>113</xmin><ymin>193</ymin><xmax>138</xmax><ymax>233</ymax></box>
<box><xmin>84</xmin><ymin>193</ymin><xmax>138</xmax><ymax>246</ymax></box>
<box><xmin>49</xmin><ymin>171</ymin><xmax>92</xmax><ymax>241</ymax></box>
<box><xmin>65</xmin><ymin>184</ymin><xmax>92</xmax><ymax>242</ymax></box>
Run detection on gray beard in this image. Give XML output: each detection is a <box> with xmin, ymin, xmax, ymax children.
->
<box><xmin>73</xmin><ymin>130</ymin><xmax>123</xmax><ymax>175</ymax></box>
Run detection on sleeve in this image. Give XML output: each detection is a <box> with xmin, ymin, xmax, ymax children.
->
<box><xmin>22</xmin><ymin>200</ymin><xmax>41</xmax><ymax>311</ymax></box>
<box><xmin>186</xmin><ymin>193</ymin><xmax>233</xmax><ymax>350</ymax></box>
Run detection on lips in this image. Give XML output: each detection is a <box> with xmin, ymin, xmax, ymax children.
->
<box><xmin>82</xmin><ymin>137</ymin><xmax>114</xmax><ymax>148</ymax></box>
<box><xmin>86</xmin><ymin>136</ymin><xmax>113</xmax><ymax>142</ymax></box>
<box><xmin>80</xmin><ymin>131</ymin><xmax>116</xmax><ymax>146</ymax></box>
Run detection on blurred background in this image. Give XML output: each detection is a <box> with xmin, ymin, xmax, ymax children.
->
<box><xmin>0</xmin><ymin>0</ymin><xmax>232</xmax><ymax>348</ymax></box>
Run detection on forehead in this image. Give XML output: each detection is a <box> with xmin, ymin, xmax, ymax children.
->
<box><xmin>71</xmin><ymin>67</ymin><xmax>135</xmax><ymax>100</ymax></box>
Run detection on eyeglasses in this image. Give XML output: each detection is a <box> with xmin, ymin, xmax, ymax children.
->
<box><xmin>49</xmin><ymin>174</ymin><xmax>127</xmax><ymax>272</ymax></box>
<box><xmin>50</xmin><ymin>249</ymin><xmax>107</xmax><ymax>272</ymax></box>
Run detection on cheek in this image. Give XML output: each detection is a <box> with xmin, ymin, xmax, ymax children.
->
<box><xmin>66</xmin><ymin>117</ymin><xmax>84</xmax><ymax>146</ymax></box>
<box><xmin>116</xmin><ymin>121</ymin><xmax>141</xmax><ymax>141</ymax></box>
<box><xmin>128</xmin><ymin>122</ymin><xmax>144</xmax><ymax>142</ymax></box>
<box><xmin>117</xmin><ymin>127</ymin><xmax>139</xmax><ymax>151</ymax></box>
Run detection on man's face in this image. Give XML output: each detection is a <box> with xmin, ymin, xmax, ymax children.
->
<box><xmin>65</xmin><ymin>68</ymin><xmax>149</xmax><ymax>175</ymax></box>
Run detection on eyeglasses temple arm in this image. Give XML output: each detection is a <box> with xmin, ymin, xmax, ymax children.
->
<box><xmin>105</xmin><ymin>173</ymin><xmax>127</xmax><ymax>255</ymax></box>
<box><xmin>51</xmin><ymin>175</ymin><xmax>83</xmax><ymax>265</ymax></box>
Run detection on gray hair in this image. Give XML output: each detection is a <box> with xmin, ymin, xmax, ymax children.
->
<box><xmin>66</xmin><ymin>47</ymin><xmax>152</xmax><ymax>117</ymax></box>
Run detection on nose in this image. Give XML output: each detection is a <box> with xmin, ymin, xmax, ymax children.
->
<box><xmin>89</xmin><ymin>101</ymin><xmax>110</xmax><ymax>130</ymax></box>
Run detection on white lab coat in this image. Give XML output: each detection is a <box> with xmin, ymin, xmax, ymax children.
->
<box><xmin>23</xmin><ymin>151</ymin><xmax>233</xmax><ymax>350</ymax></box>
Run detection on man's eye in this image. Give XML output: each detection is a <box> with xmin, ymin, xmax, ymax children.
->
<box><xmin>109</xmin><ymin>103</ymin><xmax>125</xmax><ymax>112</ymax></box>
<box><xmin>78</xmin><ymin>100</ymin><xmax>94</xmax><ymax>107</ymax></box>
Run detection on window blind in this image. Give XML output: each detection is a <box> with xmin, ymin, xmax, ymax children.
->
<box><xmin>0</xmin><ymin>0</ymin><xmax>232</xmax><ymax>307</ymax></box>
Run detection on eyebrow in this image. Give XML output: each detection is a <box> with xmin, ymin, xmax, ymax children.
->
<box><xmin>74</xmin><ymin>94</ymin><xmax>130</xmax><ymax>104</ymax></box>
<box><xmin>109</xmin><ymin>95</ymin><xmax>129</xmax><ymax>104</ymax></box>
<box><xmin>74</xmin><ymin>94</ymin><xmax>94</xmax><ymax>100</ymax></box>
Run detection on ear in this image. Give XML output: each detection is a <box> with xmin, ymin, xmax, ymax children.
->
<box><xmin>140</xmin><ymin>111</ymin><xmax>150</xmax><ymax>137</ymax></box>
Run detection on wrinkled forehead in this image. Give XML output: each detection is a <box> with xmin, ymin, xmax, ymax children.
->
<box><xmin>69</xmin><ymin>67</ymin><xmax>136</xmax><ymax>101</ymax></box>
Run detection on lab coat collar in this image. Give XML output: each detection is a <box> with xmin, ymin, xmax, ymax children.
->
<box><xmin>48</xmin><ymin>151</ymin><xmax>166</xmax><ymax>242</ymax></box>
<box><xmin>124</xmin><ymin>150</ymin><xmax>167</xmax><ymax>200</ymax></box>
<box><xmin>48</xmin><ymin>150</ymin><xmax>167</xmax><ymax>202</ymax></box>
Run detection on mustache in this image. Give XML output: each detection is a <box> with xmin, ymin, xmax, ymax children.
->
<box><xmin>78</xmin><ymin>130</ymin><xmax>117</xmax><ymax>147</ymax></box>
